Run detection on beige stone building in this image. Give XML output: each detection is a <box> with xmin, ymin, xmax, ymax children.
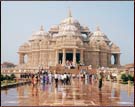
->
<box><xmin>18</xmin><ymin>9</ymin><xmax>120</xmax><ymax>69</ymax></box>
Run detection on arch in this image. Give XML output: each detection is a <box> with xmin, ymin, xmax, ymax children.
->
<box><xmin>111</xmin><ymin>55</ymin><xmax>115</xmax><ymax>65</ymax></box>
<box><xmin>111</xmin><ymin>54</ymin><xmax>117</xmax><ymax>65</ymax></box>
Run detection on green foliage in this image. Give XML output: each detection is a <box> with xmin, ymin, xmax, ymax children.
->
<box><xmin>128</xmin><ymin>74</ymin><xmax>134</xmax><ymax>81</ymax></box>
<box><xmin>10</xmin><ymin>73</ymin><xmax>16</xmax><ymax>80</ymax></box>
<box><xmin>1</xmin><ymin>74</ymin><xmax>4</xmax><ymax>81</ymax></box>
<box><xmin>1</xmin><ymin>74</ymin><xmax>16</xmax><ymax>81</ymax></box>
<box><xmin>121</xmin><ymin>73</ymin><xmax>134</xmax><ymax>82</ymax></box>
<box><xmin>5</xmin><ymin>75</ymin><xmax>11</xmax><ymax>80</ymax></box>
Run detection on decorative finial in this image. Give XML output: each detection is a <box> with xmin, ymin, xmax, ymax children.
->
<box><xmin>68</xmin><ymin>18</ymin><xmax>72</xmax><ymax>24</ymax></box>
<box><xmin>96</xmin><ymin>26</ymin><xmax>100</xmax><ymax>31</ymax></box>
<box><xmin>40</xmin><ymin>25</ymin><xmax>44</xmax><ymax>31</ymax></box>
<box><xmin>68</xmin><ymin>7</ymin><xmax>72</xmax><ymax>17</ymax></box>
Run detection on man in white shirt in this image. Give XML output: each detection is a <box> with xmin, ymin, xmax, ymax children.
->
<box><xmin>48</xmin><ymin>73</ymin><xmax>52</xmax><ymax>84</ymax></box>
<box><xmin>63</xmin><ymin>73</ymin><xmax>67</xmax><ymax>85</ymax></box>
<box><xmin>54</xmin><ymin>72</ymin><xmax>58</xmax><ymax>87</ymax></box>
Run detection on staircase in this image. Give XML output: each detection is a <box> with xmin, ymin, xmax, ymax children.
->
<box><xmin>49</xmin><ymin>65</ymin><xmax>79</xmax><ymax>74</ymax></box>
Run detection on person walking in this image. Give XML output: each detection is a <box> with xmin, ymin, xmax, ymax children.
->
<box><xmin>60</xmin><ymin>73</ymin><xmax>63</xmax><ymax>85</ymax></box>
<box><xmin>40</xmin><ymin>74</ymin><xmax>43</xmax><ymax>84</ymax></box>
<box><xmin>33</xmin><ymin>75</ymin><xmax>38</xmax><ymax>87</ymax></box>
<box><xmin>64</xmin><ymin>73</ymin><xmax>67</xmax><ymax>85</ymax></box>
<box><xmin>48</xmin><ymin>73</ymin><xmax>52</xmax><ymax>84</ymax></box>
<box><xmin>85</xmin><ymin>73</ymin><xmax>88</xmax><ymax>85</ymax></box>
<box><xmin>62</xmin><ymin>74</ymin><xmax>65</xmax><ymax>85</ymax></box>
<box><xmin>54</xmin><ymin>72</ymin><xmax>58</xmax><ymax>88</ymax></box>
<box><xmin>91</xmin><ymin>74</ymin><xmax>95</xmax><ymax>85</ymax></box>
<box><xmin>68</xmin><ymin>73</ymin><xmax>71</xmax><ymax>85</ymax></box>
<box><xmin>43</xmin><ymin>74</ymin><xmax>46</xmax><ymax>84</ymax></box>
<box><xmin>98</xmin><ymin>71</ymin><xmax>103</xmax><ymax>91</ymax></box>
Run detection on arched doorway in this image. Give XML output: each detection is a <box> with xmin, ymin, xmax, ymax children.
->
<box><xmin>24</xmin><ymin>54</ymin><xmax>28</xmax><ymax>64</ymax></box>
<box><xmin>111</xmin><ymin>54</ymin><xmax>117</xmax><ymax>65</ymax></box>
<box><xmin>111</xmin><ymin>55</ymin><xmax>115</xmax><ymax>65</ymax></box>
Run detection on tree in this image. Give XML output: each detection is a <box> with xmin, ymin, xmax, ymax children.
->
<box><xmin>1</xmin><ymin>74</ymin><xmax>4</xmax><ymax>81</ymax></box>
<box><xmin>128</xmin><ymin>74</ymin><xmax>134</xmax><ymax>81</ymax></box>
<box><xmin>10</xmin><ymin>73</ymin><xmax>16</xmax><ymax>80</ymax></box>
<box><xmin>121</xmin><ymin>73</ymin><xmax>128</xmax><ymax>82</ymax></box>
<box><xmin>5</xmin><ymin>75</ymin><xmax>11</xmax><ymax>80</ymax></box>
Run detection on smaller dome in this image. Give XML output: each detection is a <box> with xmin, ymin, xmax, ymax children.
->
<box><xmin>50</xmin><ymin>25</ymin><xmax>59</xmax><ymax>29</ymax></box>
<box><xmin>82</xmin><ymin>25</ymin><xmax>89</xmax><ymax>29</ymax></box>
<box><xmin>90</xmin><ymin>26</ymin><xmax>110</xmax><ymax>43</ymax></box>
<box><xmin>93</xmin><ymin>26</ymin><xmax>104</xmax><ymax>36</ymax></box>
<box><xmin>32</xmin><ymin>26</ymin><xmax>48</xmax><ymax>36</ymax></box>
<box><xmin>111</xmin><ymin>43</ymin><xmax>120</xmax><ymax>50</ymax></box>
<box><xmin>29</xmin><ymin>35</ymin><xmax>43</xmax><ymax>41</ymax></box>
<box><xmin>21</xmin><ymin>42</ymin><xmax>29</xmax><ymax>47</ymax></box>
<box><xmin>98</xmin><ymin>40</ymin><xmax>108</xmax><ymax>48</ymax></box>
<box><xmin>29</xmin><ymin>26</ymin><xmax>48</xmax><ymax>41</ymax></box>
<box><xmin>19</xmin><ymin>42</ymin><xmax>30</xmax><ymax>51</ymax></box>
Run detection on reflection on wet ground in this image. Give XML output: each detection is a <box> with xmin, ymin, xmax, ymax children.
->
<box><xmin>1</xmin><ymin>79</ymin><xmax>134</xmax><ymax>106</ymax></box>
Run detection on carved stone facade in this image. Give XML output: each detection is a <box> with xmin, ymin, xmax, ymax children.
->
<box><xmin>18</xmin><ymin>9</ymin><xmax>120</xmax><ymax>69</ymax></box>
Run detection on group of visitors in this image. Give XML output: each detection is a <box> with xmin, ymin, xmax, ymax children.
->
<box><xmin>54</xmin><ymin>72</ymin><xmax>72</xmax><ymax>87</ymax></box>
<box><xmin>65</xmin><ymin>60</ymin><xmax>75</xmax><ymax>69</ymax></box>
<box><xmin>76</xmin><ymin>70</ymin><xmax>104</xmax><ymax>91</ymax></box>
<box><xmin>30</xmin><ymin>67</ymin><xmax>106</xmax><ymax>92</ymax></box>
<box><xmin>30</xmin><ymin>70</ymin><xmax>72</xmax><ymax>88</ymax></box>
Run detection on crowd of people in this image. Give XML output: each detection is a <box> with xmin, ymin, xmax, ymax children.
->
<box><xmin>65</xmin><ymin>60</ymin><xmax>76</xmax><ymax>69</ymax></box>
<box><xmin>30</xmin><ymin>71</ymin><xmax>72</xmax><ymax>88</ymax></box>
<box><xmin>17</xmin><ymin>63</ymin><xmax>118</xmax><ymax>92</ymax></box>
<box><xmin>29</xmin><ymin>68</ymin><xmax>107</xmax><ymax>92</ymax></box>
<box><xmin>27</xmin><ymin>69</ymin><xmax>106</xmax><ymax>97</ymax></box>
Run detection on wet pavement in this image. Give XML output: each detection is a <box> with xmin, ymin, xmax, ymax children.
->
<box><xmin>1</xmin><ymin>79</ymin><xmax>134</xmax><ymax>106</ymax></box>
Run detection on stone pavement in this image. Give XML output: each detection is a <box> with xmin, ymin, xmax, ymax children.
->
<box><xmin>1</xmin><ymin>78</ymin><xmax>134</xmax><ymax>106</ymax></box>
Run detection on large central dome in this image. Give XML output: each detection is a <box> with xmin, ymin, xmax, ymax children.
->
<box><xmin>56</xmin><ymin>9</ymin><xmax>81</xmax><ymax>37</ymax></box>
<box><xmin>61</xmin><ymin>17</ymin><xmax>80</xmax><ymax>25</ymax></box>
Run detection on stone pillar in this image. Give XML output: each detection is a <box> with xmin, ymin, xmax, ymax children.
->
<box><xmin>80</xmin><ymin>49</ymin><xmax>84</xmax><ymax>64</ymax></box>
<box><xmin>33</xmin><ymin>52</ymin><xmax>36</xmax><ymax>66</ymax></box>
<box><xmin>19</xmin><ymin>53</ymin><xmax>24</xmax><ymax>64</ymax></box>
<box><xmin>107</xmin><ymin>53</ymin><xmax>111</xmax><ymax>66</ymax></box>
<box><xmin>62</xmin><ymin>49</ymin><xmax>66</xmax><ymax>66</ymax></box>
<box><xmin>116</xmin><ymin>54</ymin><xmax>120</xmax><ymax>65</ymax></box>
<box><xmin>55</xmin><ymin>49</ymin><xmax>59</xmax><ymax>65</ymax></box>
<box><xmin>35</xmin><ymin>52</ymin><xmax>39</xmax><ymax>66</ymax></box>
<box><xmin>31</xmin><ymin>53</ymin><xmax>33</xmax><ymax>65</ymax></box>
<box><xmin>73</xmin><ymin>48</ymin><xmax>76</xmax><ymax>65</ymax></box>
<box><xmin>39</xmin><ymin>51</ymin><xmax>42</xmax><ymax>65</ymax></box>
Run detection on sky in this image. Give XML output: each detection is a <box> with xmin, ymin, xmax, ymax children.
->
<box><xmin>1</xmin><ymin>1</ymin><xmax>134</xmax><ymax>65</ymax></box>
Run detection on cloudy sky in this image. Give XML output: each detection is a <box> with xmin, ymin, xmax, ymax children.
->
<box><xmin>1</xmin><ymin>1</ymin><xmax>134</xmax><ymax>65</ymax></box>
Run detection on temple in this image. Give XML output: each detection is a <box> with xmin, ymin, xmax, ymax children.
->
<box><xmin>18</xmin><ymin>9</ymin><xmax>120</xmax><ymax>69</ymax></box>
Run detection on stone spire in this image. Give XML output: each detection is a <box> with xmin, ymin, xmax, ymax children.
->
<box><xmin>68</xmin><ymin>7</ymin><xmax>72</xmax><ymax>17</ymax></box>
<box><xmin>96</xmin><ymin>26</ymin><xmax>100</xmax><ymax>31</ymax></box>
<box><xmin>40</xmin><ymin>25</ymin><xmax>44</xmax><ymax>31</ymax></box>
<box><xmin>68</xmin><ymin>8</ymin><xmax>72</xmax><ymax>24</ymax></box>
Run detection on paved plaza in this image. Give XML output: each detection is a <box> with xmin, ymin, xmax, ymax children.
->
<box><xmin>1</xmin><ymin>78</ymin><xmax>134</xmax><ymax>106</ymax></box>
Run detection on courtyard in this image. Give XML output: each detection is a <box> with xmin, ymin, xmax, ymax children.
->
<box><xmin>1</xmin><ymin>78</ymin><xmax>134</xmax><ymax>106</ymax></box>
